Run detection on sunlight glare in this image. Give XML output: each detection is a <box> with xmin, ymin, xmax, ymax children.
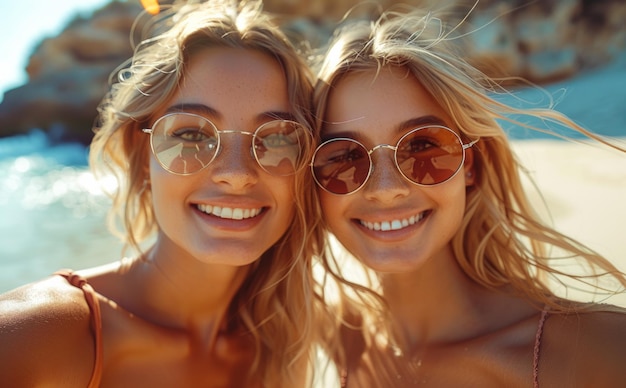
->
<box><xmin>140</xmin><ymin>0</ymin><xmax>160</xmax><ymax>15</ymax></box>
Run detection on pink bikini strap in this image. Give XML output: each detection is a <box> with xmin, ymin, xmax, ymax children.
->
<box><xmin>55</xmin><ymin>270</ymin><xmax>103</xmax><ymax>388</ymax></box>
<box><xmin>532</xmin><ymin>308</ymin><xmax>549</xmax><ymax>388</ymax></box>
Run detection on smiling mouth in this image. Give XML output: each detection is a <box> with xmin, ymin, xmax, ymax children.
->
<box><xmin>196</xmin><ymin>204</ymin><xmax>263</xmax><ymax>220</ymax></box>
<box><xmin>359</xmin><ymin>211</ymin><xmax>428</xmax><ymax>231</ymax></box>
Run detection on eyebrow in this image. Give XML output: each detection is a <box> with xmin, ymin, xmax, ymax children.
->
<box><xmin>321</xmin><ymin>114</ymin><xmax>449</xmax><ymax>142</ymax></box>
<box><xmin>164</xmin><ymin>103</ymin><xmax>297</xmax><ymax>123</ymax></box>
<box><xmin>165</xmin><ymin>103</ymin><xmax>219</xmax><ymax>117</ymax></box>
<box><xmin>397</xmin><ymin>115</ymin><xmax>448</xmax><ymax>133</ymax></box>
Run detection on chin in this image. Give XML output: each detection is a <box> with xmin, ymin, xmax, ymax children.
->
<box><xmin>362</xmin><ymin>259</ymin><xmax>423</xmax><ymax>273</ymax></box>
<box><xmin>194</xmin><ymin>246</ymin><xmax>268</xmax><ymax>267</ymax></box>
<box><xmin>347</xmin><ymin>248</ymin><xmax>421</xmax><ymax>273</ymax></box>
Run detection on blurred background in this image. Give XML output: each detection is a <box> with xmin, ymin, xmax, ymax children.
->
<box><xmin>1</xmin><ymin>0</ymin><xmax>625</xmax><ymax>300</ymax></box>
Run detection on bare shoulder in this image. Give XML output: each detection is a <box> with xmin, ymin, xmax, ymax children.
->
<box><xmin>542</xmin><ymin>304</ymin><xmax>626</xmax><ymax>385</ymax></box>
<box><xmin>0</xmin><ymin>275</ymin><xmax>96</xmax><ymax>386</ymax></box>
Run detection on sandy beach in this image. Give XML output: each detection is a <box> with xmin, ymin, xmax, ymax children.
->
<box><xmin>512</xmin><ymin>138</ymin><xmax>626</xmax><ymax>306</ymax></box>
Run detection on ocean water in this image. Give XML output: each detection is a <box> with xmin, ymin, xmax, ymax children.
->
<box><xmin>498</xmin><ymin>51</ymin><xmax>626</xmax><ymax>140</ymax></box>
<box><xmin>0</xmin><ymin>54</ymin><xmax>625</xmax><ymax>293</ymax></box>
<box><xmin>0</xmin><ymin>130</ymin><xmax>123</xmax><ymax>292</ymax></box>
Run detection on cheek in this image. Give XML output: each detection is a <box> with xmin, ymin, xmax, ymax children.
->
<box><xmin>254</xmin><ymin>174</ymin><xmax>298</xmax><ymax>233</ymax></box>
<box><xmin>149</xmin><ymin>162</ymin><xmax>185</xmax><ymax>218</ymax></box>
<box><xmin>432</xmin><ymin>180</ymin><xmax>467</xmax><ymax>230</ymax></box>
<box><xmin>318</xmin><ymin>191</ymin><xmax>345</xmax><ymax>228</ymax></box>
<box><xmin>274</xmin><ymin>177</ymin><xmax>297</xmax><ymax>217</ymax></box>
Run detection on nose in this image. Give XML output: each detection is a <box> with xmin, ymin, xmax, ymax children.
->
<box><xmin>209</xmin><ymin>133</ymin><xmax>259</xmax><ymax>190</ymax></box>
<box><xmin>362</xmin><ymin>149</ymin><xmax>410</xmax><ymax>202</ymax></box>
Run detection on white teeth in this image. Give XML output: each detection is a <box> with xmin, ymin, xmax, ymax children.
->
<box><xmin>196</xmin><ymin>204</ymin><xmax>262</xmax><ymax>220</ymax></box>
<box><xmin>360</xmin><ymin>212</ymin><xmax>425</xmax><ymax>232</ymax></box>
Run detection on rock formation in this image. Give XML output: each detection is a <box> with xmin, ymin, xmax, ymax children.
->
<box><xmin>1</xmin><ymin>0</ymin><xmax>624</xmax><ymax>143</ymax></box>
<box><xmin>0</xmin><ymin>1</ymin><xmax>143</xmax><ymax>143</ymax></box>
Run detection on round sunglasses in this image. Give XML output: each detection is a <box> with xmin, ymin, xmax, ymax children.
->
<box><xmin>143</xmin><ymin>112</ymin><xmax>312</xmax><ymax>176</ymax></box>
<box><xmin>311</xmin><ymin>125</ymin><xmax>478</xmax><ymax>195</ymax></box>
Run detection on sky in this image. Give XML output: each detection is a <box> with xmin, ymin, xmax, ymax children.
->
<box><xmin>0</xmin><ymin>0</ymin><xmax>113</xmax><ymax>103</ymax></box>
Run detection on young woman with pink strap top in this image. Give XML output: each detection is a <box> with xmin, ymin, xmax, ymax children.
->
<box><xmin>0</xmin><ymin>1</ymin><xmax>324</xmax><ymax>386</ymax></box>
<box><xmin>310</xmin><ymin>5</ymin><xmax>626</xmax><ymax>387</ymax></box>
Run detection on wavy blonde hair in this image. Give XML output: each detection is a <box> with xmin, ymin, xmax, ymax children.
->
<box><xmin>312</xmin><ymin>4</ymin><xmax>626</xmax><ymax>375</ymax></box>
<box><xmin>90</xmin><ymin>0</ymin><xmax>324</xmax><ymax>385</ymax></box>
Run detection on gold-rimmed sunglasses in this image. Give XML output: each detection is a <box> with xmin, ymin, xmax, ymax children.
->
<box><xmin>311</xmin><ymin>125</ymin><xmax>478</xmax><ymax>195</ymax></box>
<box><xmin>143</xmin><ymin>112</ymin><xmax>312</xmax><ymax>176</ymax></box>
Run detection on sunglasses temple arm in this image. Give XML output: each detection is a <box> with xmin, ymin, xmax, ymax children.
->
<box><xmin>463</xmin><ymin>138</ymin><xmax>480</xmax><ymax>149</ymax></box>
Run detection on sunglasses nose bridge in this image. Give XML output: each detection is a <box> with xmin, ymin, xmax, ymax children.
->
<box><xmin>360</xmin><ymin>148</ymin><xmax>412</xmax><ymax>201</ymax></box>
<box><xmin>367</xmin><ymin>143</ymin><xmax>398</xmax><ymax>172</ymax></box>
<box><xmin>218</xmin><ymin>129</ymin><xmax>255</xmax><ymax>139</ymax></box>
<box><xmin>368</xmin><ymin>143</ymin><xmax>396</xmax><ymax>154</ymax></box>
<box><xmin>209</xmin><ymin>130</ymin><xmax>265</xmax><ymax>173</ymax></box>
<box><xmin>365</xmin><ymin>143</ymin><xmax>408</xmax><ymax>184</ymax></box>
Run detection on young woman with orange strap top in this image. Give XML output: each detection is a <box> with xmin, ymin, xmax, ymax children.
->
<box><xmin>0</xmin><ymin>1</ymin><xmax>324</xmax><ymax>386</ymax></box>
<box><xmin>310</xmin><ymin>5</ymin><xmax>626</xmax><ymax>387</ymax></box>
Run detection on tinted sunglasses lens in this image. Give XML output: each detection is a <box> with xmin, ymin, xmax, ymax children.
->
<box><xmin>312</xmin><ymin>139</ymin><xmax>370</xmax><ymax>194</ymax></box>
<box><xmin>254</xmin><ymin>121</ymin><xmax>310</xmax><ymax>176</ymax></box>
<box><xmin>396</xmin><ymin>126</ymin><xmax>464</xmax><ymax>185</ymax></box>
<box><xmin>151</xmin><ymin>114</ymin><xmax>218</xmax><ymax>174</ymax></box>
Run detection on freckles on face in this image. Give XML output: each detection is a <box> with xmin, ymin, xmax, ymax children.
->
<box><xmin>318</xmin><ymin>66</ymin><xmax>471</xmax><ymax>272</ymax></box>
<box><xmin>146</xmin><ymin>47</ymin><xmax>299</xmax><ymax>266</ymax></box>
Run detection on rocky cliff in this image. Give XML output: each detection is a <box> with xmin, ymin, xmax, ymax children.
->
<box><xmin>1</xmin><ymin>0</ymin><xmax>624</xmax><ymax>143</ymax></box>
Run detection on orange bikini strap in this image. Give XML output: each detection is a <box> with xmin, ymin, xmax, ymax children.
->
<box><xmin>56</xmin><ymin>270</ymin><xmax>103</xmax><ymax>388</ymax></box>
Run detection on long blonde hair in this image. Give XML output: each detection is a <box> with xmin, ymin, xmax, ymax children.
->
<box><xmin>90</xmin><ymin>1</ymin><xmax>323</xmax><ymax>385</ymax></box>
<box><xmin>312</xmin><ymin>5</ymin><xmax>626</xmax><ymax>367</ymax></box>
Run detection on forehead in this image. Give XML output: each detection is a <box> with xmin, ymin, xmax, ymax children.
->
<box><xmin>165</xmin><ymin>47</ymin><xmax>291</xmax><ymax>120</ymax></box>
<box><xmin>323</xmin><ymin>66</ymin><xmax>451</xmax><ymax>137</ymax></box>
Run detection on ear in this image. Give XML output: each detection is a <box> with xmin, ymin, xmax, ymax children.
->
<box><xmin>463</xmin><ymin>146</ymin><xmax>475</xmax><ymax>186</ymax></box>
